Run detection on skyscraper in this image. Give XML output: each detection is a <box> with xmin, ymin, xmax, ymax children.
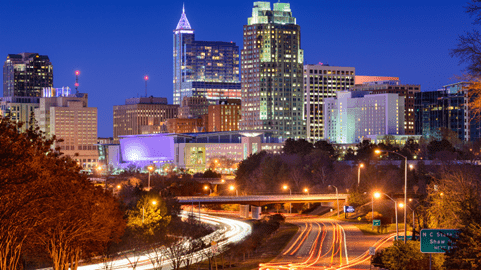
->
<box><xmin>240</xmin><ymin>2</ymin><xmax>305</xmax><ymax>138</ymax></box>
<box><xmin>173</xmin><ymin>6</ymin><xmax>240</xmax><ymax>105</ymax></box>
<box><xmin>3</xmin><ymin>53</ymin><xmax>53</xmax><ymax>97</ymax></box>
<box><xmin>303</xmin><ymin>64</ymin><xmax>355</xmax><ymax>142</ymax></box>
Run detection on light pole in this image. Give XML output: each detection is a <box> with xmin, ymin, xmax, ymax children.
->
<box><xmin>376</xmin><ymin>193</ymin><xmax>399</xmax><ymax>240</ymax></box>
<box><xmin>283</xmin><ymin>185</ymin><xmax>291</xmax><ymax>214</ymax></box>
<box><xmin>372</xmin><ymin>192</ymin><xmax>381</xmax><ymax>230</ymax></box>
<box><xmin>229</xmin><ymin>185</ymin><xmax>238</xmax><ymax>196</ymax></box>
<box><xmin>399</xmin><ymin>202</ymin><xmax>415</xmax><ymax>239</ymax></box>
<box><xmin>147</xmin><ymin>165</ymin><xmax>154</xmax><ymax>191</ymax></box>
<box><xmin>358</xmin><ymin>163</ymin><xmax>364</xmax><ymax>186</ymax></box>
<box><xmin>304</xmin><ymin>188</ymin><xmax>310</xmax><ymax>208</ymax></box>
<box><xmin>204</xmin><ymin>185</ymin><xmax>212</xmax><ymax>195</ymax></box>
<box><xmin>375</xmin><ymin>149</ymin><xmax>408</xmax><ymax>243</ymax></box>
<box><xmin>328</xmin><ymin>185</ymin><xmax>339</xmax><ymax>218</ymax></box>
<box><xmin>142</xmin><ymin>200</ymin><xmax>157</xmax><ymax>224</ymax></box>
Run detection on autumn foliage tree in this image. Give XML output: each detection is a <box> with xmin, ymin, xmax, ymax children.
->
<box><xmin>0</xmin><ymin>117</ymin><xmax>125</xmax><ymax>270</ymax></box>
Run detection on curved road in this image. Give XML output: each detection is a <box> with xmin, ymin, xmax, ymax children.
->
<box><xmin>260</xmin><ymin>217</ymin><xmax>395</xmax><ymax>270</ymax></box>
<box><xmin>72</xmin><ymin>212</ymin><xmax>252</xmax><ymax>270</ymax></box>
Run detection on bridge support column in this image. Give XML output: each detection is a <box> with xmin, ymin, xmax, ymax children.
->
<box><xmin>239</xmin><ymin>204</ymin><xmax>249</xmax><ymax>218</ymax></box>
<box><xmin>251</xmin><ymin>206</ymin><xmax>261</xmax><ymax>220</ymax></box>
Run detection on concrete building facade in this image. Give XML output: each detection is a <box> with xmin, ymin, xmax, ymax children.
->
<box><xmin>303</xmin><ymin>64</ymin><xmax>355</xmax><ymax>142</ymax></box>
<box><xmin>35</xmin><ymin>91</ymin><xmax>98</xmax><ymax>169</ymax></box>
<box><xmin>324</xmin><ymin>91</ymin><xmax>405</xmax><ymax>144</ymax></box>
<box><xmin>113</xmin><ymin>97</ymin><xmax>179</xmax><ymax>143</ymax></box>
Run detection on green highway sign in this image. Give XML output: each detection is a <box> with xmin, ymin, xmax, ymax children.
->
<box><xmin>420</xmin><ymin>229</ymin><xmax>459</xmax><ymax>253</ymax></box>
<box><xmin>395</xmin><ymin>235</ymin><xmax>419</xmax><ymax>241</ymax></box>
<box><xmin>373</xmin><ymin>219</ymin><xmax>381</xmax><ymax>226</ymax></box>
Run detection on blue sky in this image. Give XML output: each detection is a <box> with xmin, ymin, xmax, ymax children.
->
<box><xmin>0</xmin><ymin>0</ymin><xmax>473</xmax><ymax>137</ymax></box>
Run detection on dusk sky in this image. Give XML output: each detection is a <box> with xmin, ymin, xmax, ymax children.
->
<box><xmin>0</xmin><ymin>0</ymin><xmax>473</xmax><ymax>137</ymax></box>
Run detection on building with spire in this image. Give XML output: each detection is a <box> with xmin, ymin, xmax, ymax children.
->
<box><xmin>173</xmin><ymin>6</ymin><xmax>241</xmax><ymax>105</ymax></box>
<box><xmin>240</xmin><ymin>2</ymin><xmax>305</xmax><ymax>139</ymax></box>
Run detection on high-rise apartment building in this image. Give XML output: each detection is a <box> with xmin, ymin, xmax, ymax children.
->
<box><xmin>415</xmin><ymin>82</ymin><xmax>480</xmax><ymax>141</ymax></box>
<box><xmin>240</xmin><ymin>2</ymin><xmax>305</xmax><ymax>138</ymax></box>
<box><xmin>34</xmin><ymin>88</ymin><xmax>98</xmax><ymax>169</ymax></box>
<box><xmin>324</xmin><ymin>91</ymin><xmax>405</xmax><ymax>144</ymax></box>
<box><xmin>173</xmin><ymin>6</ymin><xmax>241</xmax><ymax>105</ymax></box>
<box><xmin>3</xmin><ymin>53</ymin><xmax>53</xmax><ymax>97</ymax></box>
<box><xmin>303</xmin><ymin>64</ymin><xmax>355</xmax><ymax>142</ymax></box>
<box><xmin>113</xmin><ymin>97</ymin><xmax>179</xmax><ymax>143</ymax></box>
<box><xmin>208</xmin><ymin>99</ymin><xmax>241</xmax><ymax>132</ymax></box>
<box><xmin>352</xmin><ymin>81</ymin><xmax>420</xmax><ymax>135</ymax></box>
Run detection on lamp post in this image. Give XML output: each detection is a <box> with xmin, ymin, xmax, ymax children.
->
<box><xmin>147</xmin><ymin>165</ymin><xmax>154</xmax><ymax>191</ymax></box>
<box><xmin>376</xmin><ymin>193</ymin><xmax>399</xmax><ymax>240</ymax></box>
<box><xmin>399</xmin><ymin>202</ymin><xmax>415</xmax><ymax>239</ymax></box>
<box><xmin>328</xmin><ymin>185</ymin><xmax>339</xmax><ymax>218</ymax></box>
<box><xmin>358</xmin><ymin>163</ymin><xmax>364</xmax><ymax>186</ymax></box>
<box><xmin>375</xmin><ymin>149</ymin><xmax>408</xmax><ymax>243</ymax></box>
<box><xmin>372</xmin><ymin>192</ymin><xmax>381</xmax><ymax>230</ymax></box>
<box><xmin>142</xmin><ymin>200</ymin><xmax>157</xmax><ymax>224</ymax></box>
<box><xmin>283</xmin><ymin>185</ymin><xmax>291</xmax><ymax>214</ymax></box>
<box><xmin>204</xmin><ymin>185</ymin><xmax>212</xmax><ymax>195</ymax></box>
<box><xmin>304</xmin><ymin>188</ymin><xmax>310</xmax><ymax>208</ymax></box>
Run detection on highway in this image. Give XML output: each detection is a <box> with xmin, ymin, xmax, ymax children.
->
<box><xmin>260</xmin><ymin>217</ymin><xmax>395</xmax><ymax>270</ymax></box>
<box><xmin>177</xmin><ymin>194</ymin><xmax>349</xmax><ymax>205</ymax></box>
<box><xmin>69</xmin><ymin>212</ymin><xmax>252</xmax><ymax>270</ymax></box>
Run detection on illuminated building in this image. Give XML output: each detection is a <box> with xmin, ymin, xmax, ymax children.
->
<box><xmin>324</xmin><ymin>91</ymin><xmax>405</xmax><ymax>144</ymax></box>
<box><xmin>303</xmin><ymin>64</ymin><xmax>355</xmax><ymax>142</ymax></box>
<box><xmin>352</xmin><ymin>81</ymin><xmax>420</xmax><ymax>135</ymax></box>
<box><xmin>3</xmin><ymin>53</ymin><xmax>53</xmax><ymax>97</ymax></box>
<box><xmin>34</xmin><ymin>90</ymin><xmax>98</xmax><ymax>169</ymax></box>
<box><xmin>165</xmin><ymin>118</ymin><xmax>206</xmax><ymax>134</ymax></box>
<box><xmin>113</xmin><ymin>97</ymin><xmax>179</xmax><ymax>143</ymax></box>
<box><xmin>240</xmin><ymin>2</ymin><xmax>305</xmax><ymax>138</ymax></box>
<box><xmin>415</xmin><ymin>82</ymin><xmax>480</xmax><ymax>141</ymax></box>
<box><xmin>354</xmin><ymin>75</ymin><xmax>399</xmax><ymax>85</ymax></box>
<box><xmin>115</xmin><ymin>131</ymin><xmax>283</xmax><ymax>172</ymax></box>
<box><xmin>173</xmin><ymin>6</ymin><xmax>241</xmax><ymax>105</ymax></box>
<box><xmin>0</xmin><ymin>96</ymin><xmax>39</xmax><ymax>132</ymax></box>
<box><xmin>208</xmin><ymin>99</ymin><xmax>241</xmax><ymax>132</ymax></box>
<box><xmin>178</xmin><ymin>96</ymin><xmax>209</xmax><ymax>119</ymax></box>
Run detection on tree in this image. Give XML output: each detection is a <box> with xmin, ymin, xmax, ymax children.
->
<box><xmin>374</xmin><ymin>241</ymin><xmax>430</xmax><ymax>270</ymax></box>
<box><xmin>313</xmin><ymin>140</ymin><xmax>337</xmax><ymax>158</ymax></box>
<box><xmin>444</xmin><ymin>222</ymin><xmax>481</xmax><ymax>269</ymax></box>
<box><xmin>127</xmin><ymin>193</ymin><xmax>171</xmax><ymax>237</ymax></box>
<box><xmin>283</xmin><ymin>138</ymin><xmax>313</xmax><ymax>156</ymax></box>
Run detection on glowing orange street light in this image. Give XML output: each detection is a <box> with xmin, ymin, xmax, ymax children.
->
<box><xmin>358</xmin><ymin>163</ymin><xmax>364</xmax><ymax>186</ymax></box>
<box><xmin>147</xmin><ymin>166</ymin><xmax>154</xmax><ymax>191</ymax></box>
<box><xmin>229</xmin><ymin>185</ymin><xmax>238</xmax><ymax>196</ymax></box>
<box><xmin>117</xmin><ymin>185</ymin><xmax>121</xmax><ymax>190</ymax></box>
<box><xmin>204</xmin><ymin>185</ymin><xmax>212</xmax><ymax>195</ymax></box>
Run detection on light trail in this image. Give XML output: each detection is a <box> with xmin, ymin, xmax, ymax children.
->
<box><xmin>68</xmin><ymin>211</ymin><xmax>252</xmax><ymax>270</ymax></box>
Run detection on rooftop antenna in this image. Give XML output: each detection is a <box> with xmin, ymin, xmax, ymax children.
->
<box><xmin>75</xmin><ymin>70</ymin><xmax>80</xmax><ymax>93</ymax></box>
<box><xmin>144</xmin><ymin>75</ymin><xmax>149</xmax><ymax>97</ymax></box>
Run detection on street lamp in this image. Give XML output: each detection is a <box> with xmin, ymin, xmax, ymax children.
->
<box><xmin>375</xmin><ymin>193</ymin><xmax>399</xmax><ymax>240</ymax></box>
<box><xmin>229</xmin><ymin>185</ymin><xmax>238</xmax><ymax>196</ymax></box>
<box><xmin>147</xmin><ymin>165</ymin><xmax>154</xmax><ymax>191</ymax></box>
<box><xmin>204</xmin><ymin>185</ymin><xmax>212</xmax><ymax>195</ymax></box>
<box><xmin>358</xmin><ymin>163</ymin><xmax>364</xmax><ymax>186</ymax></box>
<box><xmin>372</xmin><ymin>192</ymin><xmax>381</xmax><ymax>230</ymax></box>
<box><xmin>304</xmin><ymin>188</ymin><xmax>310</xmax><ymax>208</ymax></box>
<box><xmin>399</xmin><ymin>202</ymin><xmax>416</xmax><ymax>239</ymax></box>
<box><xmin>375</xmin><ymin>149</ymin><xmax>408</xmax><ymax>243</ymax></box>
<box><xmin>142</xmin><ymin>200</ymin><xmax>157</xmax><ymax>224</ymax></box>
<box><xmin>283</xmin><ymin>185</ymin><xmax>292</xmax><ymax>214</ymax></box>
<box><xmin>328</xmin><ymin>185</ymin><xmax>339</xmax><ymax>218</ymax></box>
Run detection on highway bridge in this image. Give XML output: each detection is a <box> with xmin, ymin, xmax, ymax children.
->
<box><xmin>177</xmin><ymin>194</ymin><xmax>349</xmax><ymax>206</ymax></box>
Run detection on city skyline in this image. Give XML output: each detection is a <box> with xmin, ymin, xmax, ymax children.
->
<box><xmin>0</xmin><ymin>0</ymin><xmax>471</xmax><ymax>137</ymax></box>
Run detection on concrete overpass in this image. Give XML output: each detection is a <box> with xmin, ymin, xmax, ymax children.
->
<box><xmin>177</xmin><ymin>194</ymin><xmax>349</xmax><ymax>206</ymax></box>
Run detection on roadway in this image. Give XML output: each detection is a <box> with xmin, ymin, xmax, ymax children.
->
<box><xmin>52</xmin><ymin>212</ymin><xmax>252</xmax><ymax>270</ymax></box>
<box><xmin>260</xmin><ymin>217</ymin><xmax>395</xmax><ymax>270</ymax></box>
